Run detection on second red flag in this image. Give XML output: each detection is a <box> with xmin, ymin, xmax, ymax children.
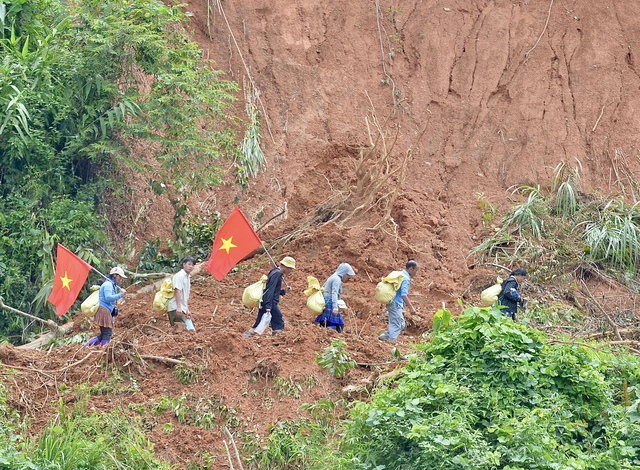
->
<box><xmin>206</xmin><ymin>208</ymin><xmax>262</xmax><ymax>281</ymax></box>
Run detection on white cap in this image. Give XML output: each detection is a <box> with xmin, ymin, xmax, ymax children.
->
<box><xmin>337</xmin><ymin>299</ymin><xmax>347</xmax><ymax>309</ymax></box>
<box><xmin>110</xmin><ymin>267</ymin><xmax>127</xmax><ymax>278</ymax></box>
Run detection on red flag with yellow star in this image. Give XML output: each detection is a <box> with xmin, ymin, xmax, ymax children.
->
<box><xmin>206</xmin><ymin>207</ymin><xmax>262</xmax><ymax>281</ymax></box>
<box><xmin>47</xmin><ymin>244</ymin><xmax>93</xmax><ymax>317</ymax></box>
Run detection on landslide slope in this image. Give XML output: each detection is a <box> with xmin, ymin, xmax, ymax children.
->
<box><xmin>5</xmin><ymin>2</ymin><xmax>640</xmax><ymax>469</ymax></box>
<box><xmin>183</xmin><ymin>0</ymin><xmax>640</xmax><ymax>303</ymax></box>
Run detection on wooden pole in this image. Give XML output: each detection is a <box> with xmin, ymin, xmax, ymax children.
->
<box><xmin>0</xmin><ymin>296</ymin><xmax>59</xmax><ymax>333</ymax></box>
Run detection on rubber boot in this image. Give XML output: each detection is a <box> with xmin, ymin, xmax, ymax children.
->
<box><xmin>100</xmin><ymin>339</ymin><xmax>111</xmax><ymax>347</ymax></box>
<box><xmin>86</xmin><ymin>336</ymin><xmax>100</xmax><ymax>347</ymax></box>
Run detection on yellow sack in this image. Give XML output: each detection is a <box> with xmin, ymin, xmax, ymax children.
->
<box><xmin>303</xmin><ymin>276</ymin><xmax>322</xmax><ymax>296</ymax></box>
<box><xmin>242</xmin><ymin>275</ymin><xmax>268</xmax><ymax>308</ymax></box>
<box><xmin>153</xmin><ymin>278</ymin><xmax>174</xmax><ymax>312</ymax></box>
<box><xmin>480</xmin><ymin>277</ymin><xmax>503</xmax><ymax>306</ymax></box>
<box><xmin>375</xmin><ymin>271</ymin><xmax>405</xmax><ymax>305</ymax></box>
<box><xmin>307</xmin><ymin>290</ymin><xmax>325</xmax><ymax>314</ymax></box>
<box><xmin>304</xmin><ymin>276</ymin><xmax>325</xmax><ymax>314</ymax></box>
<box><xmin>80</xmin><ymin>285</ymin><xmax>101</xmax><ymax>315</ymax></box>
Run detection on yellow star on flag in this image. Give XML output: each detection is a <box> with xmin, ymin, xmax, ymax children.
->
<box><xmin>218</xmin><ymin>236</ymin><xmax>237</xmax><ymax>254</ymax></box>
<box><xmin>60</xmin><ymin>271</ymin><xmax>73</xmax><ymax>290</ymax></box>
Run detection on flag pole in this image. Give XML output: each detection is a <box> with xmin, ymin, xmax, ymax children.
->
<box><xmin>92</xmin><ymin>267</ymin><xmax>109</xmax><ymax>280</ymax></box>
<box><xmin>261</xmin><ymin>243</ymin><xmax>290</xmax><ymax>288</ymax></box>
<box><xmin>92</xmin><ymin>267</ymin><xmax>125</xmax><ymax>292</ymax></box>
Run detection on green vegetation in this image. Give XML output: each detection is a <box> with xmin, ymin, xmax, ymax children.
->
<box><xmin>151</xmin><ymin>393</ymin><xmax>239</xmax><ymax>431</ymax></box>
<box><xmin>472</xmin><ymin>160</ymin><xmax>640</xmax><ymax>281</ymax></box>
<box><xmin>243</xmin><ymin>398</ymin><xmax>344</xmax><ymax>470</ymax></box>
<box><xmin>89</xmin><ymin>368</ymin><xmax>140</xmax><ymax>396</ymax></box>
<box><xmin>334</xmin><ymin>305</ymin><xmax>640</xmax><ymax>469</ymax></box>
<box><xmin>173</xmin><ymin>362</ymin><xmax>203</xmax><ymax>385</ymax></box>
<box><xmin>315</xmin><ymin>337</ymin><xmax>356</xmax><ymax>377</ymax></box>
<box><xmin>0</xmin><ymin>381</ymin><xmax>172</xmax><ymax>469</ymax></box>
<box><xmin>237</xmin><ymin>82</ymin><xmax>267</xmax><ymax>189</ymax></box>
<box><xmin>248</xmin><ymin>305</ymin><xmax>640</xmax><ymax>469</ymax></box>
<box><xmin>244</xmin><ymin>419</ymin><xmax>335</xmax><ymax>470</ymax></box>
<box><xmin>476</xmin><ymin>192</ymin><xmax>497</xmax><ymax>228</ymax></box>
<box><xmin>0</xmin><ymin>0</ymin><xmax>242</xmax><ymax>343</ymax></box>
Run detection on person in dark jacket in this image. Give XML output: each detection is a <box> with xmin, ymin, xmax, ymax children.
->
<box><xmin>244</xmin><ymin>256</ymin><xmax>295</xmax><ymax>337</ymax></box>
<box><xmin>498</xmin><ymin>268</ymin><xmax>528</xmax><ymax>321</ymax></box>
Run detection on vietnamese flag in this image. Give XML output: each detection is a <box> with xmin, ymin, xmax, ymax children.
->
<box><xmin>47</xmin><ymin>244</ymin><xmax>92</xmax><ymax>317</ymax></box>
<box><xmin>206</xmin><ymin>207</ymin><xmax>262</xmax><ymax>281</ymax></box>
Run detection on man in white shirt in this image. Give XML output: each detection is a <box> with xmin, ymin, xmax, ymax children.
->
<box><xmin>167</xmin><ymin>256</ymin><xmax>196</xmax><ymax>331</ymax></box>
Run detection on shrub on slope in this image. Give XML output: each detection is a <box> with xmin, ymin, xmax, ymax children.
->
<box><xmin>338</xmin><ymin>305</ymin><xmax>640</xmax><ymax>469</ymax></box>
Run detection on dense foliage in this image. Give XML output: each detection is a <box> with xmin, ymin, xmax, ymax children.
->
<box><xmin>249</xmin><ymin>305</ymin><xmax>640</xmax><ymax>469</ymax></box>
<box><xmin>334</xmin><ymin>305</ymin><xmax>640</xmax><ymax>469</ymax></box>
<box><xmin>0</xmin><ymin>0</ymin><xmax>239</xmax><ymax>342</ymax></box>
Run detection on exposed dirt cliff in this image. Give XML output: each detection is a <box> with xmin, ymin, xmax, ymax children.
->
<box><xmin>5</xmin><ymin>1</ymin><xmax>640</xmax><ymax>468</ymax></box>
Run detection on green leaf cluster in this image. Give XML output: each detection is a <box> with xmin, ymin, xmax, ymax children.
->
<box><xmin>335</xmin><ymin>305</ymin><xmax>640</xmax><ymax>469</ymax></box>
<box><xmin>315</xmin><ymin>337</ymin><xmax>357</xmax><ymax>377</ymax></box>
<box><xmin>473</xmin><ymin>160</ymin><xmax>640</xmax><ymax>279</ymax></box>
<box><xmin>0</xmin><ymin>0</ymin><xmax>240</xmax><ymax>341</ymax></box>
<box><xmin>244</xmin><ymin>418</ymin><xmax>337</xmax><ymax>470</ymax></box>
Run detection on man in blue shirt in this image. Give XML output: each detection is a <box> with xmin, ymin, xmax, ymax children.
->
<box><xmin>380</xmin><ymin>260</ymin><xmax>419</xmax><ymax>343</ymax></box>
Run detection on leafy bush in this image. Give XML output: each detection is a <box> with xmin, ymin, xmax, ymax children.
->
<box><xmin>0</xmin><ymin>0</ymin><xmax>241</xmax><ymax>343</ymax></box>
<box><xmin>503</xmin><ymin>185</ymin><xmax>547</xmax><ymax>240</ymax></box>
<box><xmin>0</xmin><ymin>380</ymin><xmax>172</xmax><ymax>469</ymax></box>
<box><xmin>315</xmin><ymin>338</ymin><xmax>356</xmax><ymax>377</ymax></box>
<box><xmin>173</xmin><ymin>363</ymin><xmax>203</xmax><ymax>385</ymax></box>
<box><xmin>0</xmin><ymin>193</ymin><xmax>106</xmax><ymax>342</ymax></box>
<box><xmin>472</xmin><ymin>161</ymin><xmax>640</xmax><ymax>276</ymax></box>
<box><xmin>581</xmin><ymin>199</ymin><xmax>640</xmax><ymax>269</ymax></box>
<box><xmin>334</xmin><ymin>305</ymin><xmax>640</xmax><ymax>469</ymax></box>
<box><xmin>244</xmin><ymin>419</ymin><xmax>336</xmax><ymax>470</ymax></box>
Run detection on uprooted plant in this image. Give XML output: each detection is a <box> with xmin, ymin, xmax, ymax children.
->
<box><xmin>312</xmin><ymin>97</ymin><xmax>427</xmax><ymax>231</ymax></box>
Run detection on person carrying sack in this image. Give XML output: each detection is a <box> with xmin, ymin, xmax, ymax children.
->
<box><xmin>244</xmin><ymin>256</ymin><xmax>296</xmax><ymax>337</ymax></box>
<box><xmin>86</xmin><ymin>267</ymin><xmax>127</xmax><ymax>347</ymax></box>
<box><xmin>314</xmin><ymin>262</ymin><xmax>356</xmax><ymax>333</ymax></box>
<box><xmin>167</xmin><ymin>256</ymin><xmax>196</xmax><ymax>332</ymax></box>
<box><xmin>379</xmin><ymin>260</ymin><xmax>419</xmax><ymax>343</ymax></box>
<box><xmin>498</xmin><ymin>268</ymin><xmax>528</xmax><ymax>321</ymax></box>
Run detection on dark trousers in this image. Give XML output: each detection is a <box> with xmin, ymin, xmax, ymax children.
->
<box><xmin>167</xmin><ymin>309</ymin><xmax>185</xmax><ymax>326</ymax></box>
<box><xmin>252</xmin><ymin>304</ymin><xmax>284</xmax><ymax>331</ymax></box>
<box><xmin>501</xmin><ymin>308</ymin><xmax>516</xmax><ymax>321</ymax></box>
<box><xmin>98</xmin><ymin>326</ymin><xmax>113</xmax><ymax>341</ymax></box>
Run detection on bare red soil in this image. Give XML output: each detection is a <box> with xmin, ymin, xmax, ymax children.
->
<box><xmin>4</xmin><ymin>1</ymin><xmax>640</xmax><ymax>468</ymax></box>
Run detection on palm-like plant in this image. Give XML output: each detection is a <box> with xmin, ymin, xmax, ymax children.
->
<box><xmin>581</xmin><ymin>199</ymin><xmax>640</xmax><ymax>269</ymax></box>
<box><xmin>239</xmin><ymin>81</ymin><xmax>267</xmax><ymax>181</ymax></box>
<box><xmin>551</xmin><ymin>160</ymin><xmax>581</xmax><ymax>216</ymax></box>
<box><xmin>502</xmin><ymin>185</ymin><xmax>547</xmax><ymax>240</ymax></box>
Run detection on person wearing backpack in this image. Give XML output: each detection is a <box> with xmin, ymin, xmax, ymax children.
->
<box><xmin>167</xmin><ymin>256</ymin><xmax>196</xmax><ymax>331</ymax></box>
<box><xmin>498</xmin><ymin>268</ymin><xmax>528</xmax><ymax>321</ymax></box>
<box><xmin>379</xmin><ymin>260</ymin><xmax>419</xmax><ymax>343</ymax></box>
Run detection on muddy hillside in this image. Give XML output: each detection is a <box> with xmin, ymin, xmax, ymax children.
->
<box><xmin>182</xmin><ymin>0</ymin><xmax>640</xmax><ymax>297</ymax></box>
<box><xmin>4</xmin><ymin>1</ymin><xmax>640</xmax><ymax>469</ymax></box>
